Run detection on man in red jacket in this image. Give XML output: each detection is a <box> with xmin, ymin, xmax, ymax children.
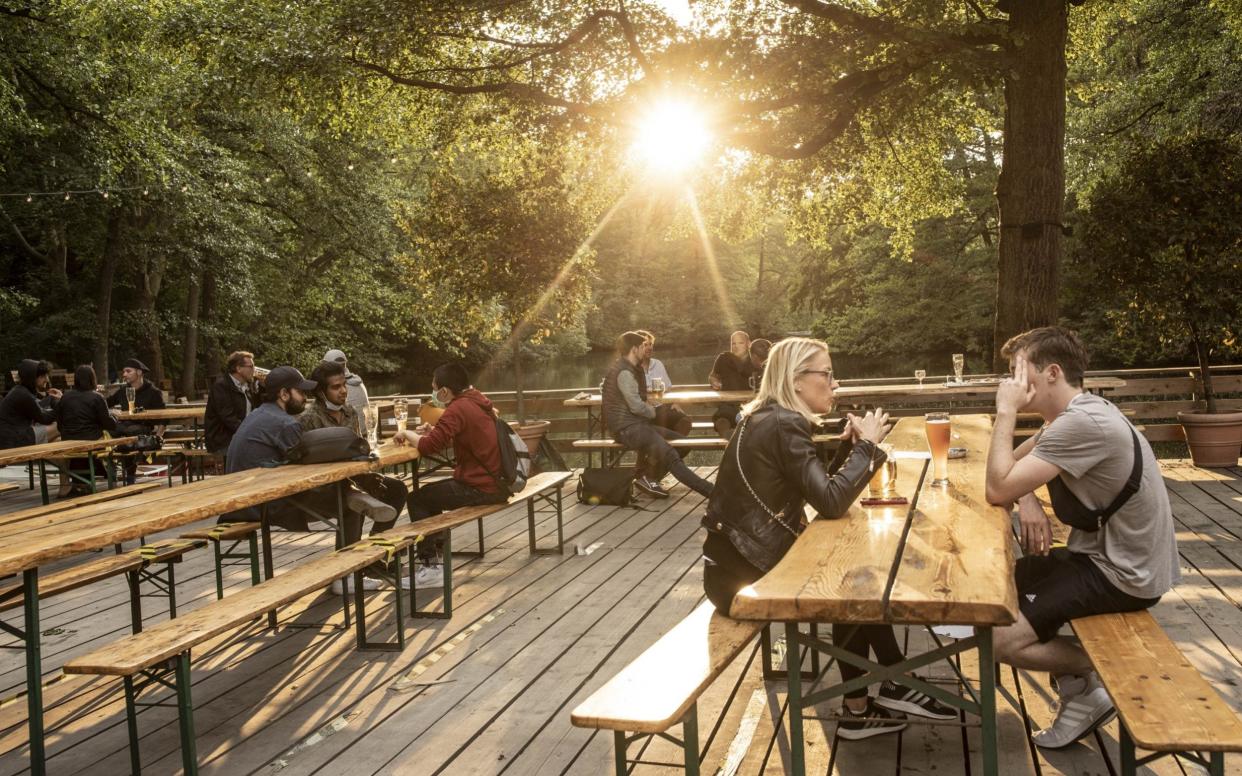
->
<box><xmin>394</xmin><ymin>363</ymin><xmax>507</xmax><ymax>588</ymax></box>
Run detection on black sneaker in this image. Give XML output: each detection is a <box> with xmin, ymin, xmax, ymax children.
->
<box><xmin>634</xmin><ymin>476</ymin><xmax>669</xmax><ymax>498</ymax></box>
<box><xmin>875</xmin><ymin>679</ymin><xmax>957</xmax><ymax>720</ymax></box>
<box><xmin>837</xmin><ymin>699</ymin><xmax>908</xmax><ymax>740</ymax></box>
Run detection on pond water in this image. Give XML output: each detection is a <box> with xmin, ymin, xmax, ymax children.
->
<box><xmin>367</xmin><ymin>348</ymin><xmax>964</xmax><ymax>395</ymax></box>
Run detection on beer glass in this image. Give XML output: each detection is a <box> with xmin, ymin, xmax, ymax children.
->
<box><xmin>914</xmin><ymin>369</ymin><xmax>926</xmax><ymax>388</ymax></box>
<box><xmin>364</xmin><ymin>403</ymin><xmax>379</xmax><ymax>447</ymax></box>
<box><xmin>868</xmin><ymin>443</ymin><xmax>898</xmax><ymax>497</ymax></box>
<box><xmin>393</xmin><ymin>398</ymin><xmax>408</xmax><ymax>434</ymax></box>
<box><xmin>651</xmin><ymin>378</ymin><xmax>665</xmax><ymax>402</ymax></box>
<box><xmin>925</xmin><ymin>412</ymin><xmax>951</xmax><ymax>485</ymax></box>
<box><xmin>125</xmin><ymin>385</ymin><xmax>136</xmax><ymax>414</ymax></box>
<box><xmin>952</xmin><ymin>353</ymin><xmax>965</xmax><ymax>384</ymax></box>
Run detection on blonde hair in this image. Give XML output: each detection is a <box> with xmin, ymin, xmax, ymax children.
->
<box><xmin>741</xmin><ymin>337</ymin><xmax>829</xmax><ymax>426</ymax></box>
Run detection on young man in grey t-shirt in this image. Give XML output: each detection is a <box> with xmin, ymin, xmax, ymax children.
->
<box><xmin>984</xmin><ymin>326</ymin><xmax>1179</xmax><ymax>749</ymax></box>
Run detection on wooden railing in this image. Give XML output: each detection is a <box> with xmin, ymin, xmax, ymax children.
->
<box><xmin>369</xmin><ymin>364</ymin><xmax>1242</xmax><ymax>457</ymax></box>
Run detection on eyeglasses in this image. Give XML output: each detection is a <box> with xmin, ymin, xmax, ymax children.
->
<box><xmin>799</xmin><ymin>369</ymin><xmax>833</xmax><ymax>381</ymax></box>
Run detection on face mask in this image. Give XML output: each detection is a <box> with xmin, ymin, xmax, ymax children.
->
<box><xmin>324</xmin><ymin>399</ymin><xmax>345</xmax><ymax>411</ymax></box>
<box><xmin>430</xmin><ymin>388</ymin><xmax>447</xmax><ymax>407</ymax></box>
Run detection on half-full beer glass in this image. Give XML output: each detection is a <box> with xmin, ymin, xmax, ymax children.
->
<box><xmin>868</xmin><ymin>443</ymin><xmax>898</xmax><ymax>497</ymax></box>
<box><xmin>125</xmin><ymin>385</ymin><xmax>136</xmax><ymax>414</ymax></box>
<box><xmin>925</xmin><ymin>412</ymin><xmax>951</xmax><ymax>485</ymax></box>
<box><xmin>394</xmin><ymin>398</ymin><xmax>408</xmax><ymax>434</ymax></box>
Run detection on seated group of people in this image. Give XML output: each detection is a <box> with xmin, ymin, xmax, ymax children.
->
<box><xmin>213</xmin><ymin>354</ymin><xmax>508</xmax><ymax>590</ymax></box>
<box><xmin>0</xmin><ymin>357</ymin><xmax>167</xmax><ymax>495</ymax></box>
<box><xmin>700</xmin><ymin>327</ymin><xmax>1178</xmax><ymax>749</ymax></box>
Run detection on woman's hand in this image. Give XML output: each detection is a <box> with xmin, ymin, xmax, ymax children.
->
<box><xmin>848</xmin><ymin>408</ymin><xmax>892</xmax><ymax>445</ymax></box>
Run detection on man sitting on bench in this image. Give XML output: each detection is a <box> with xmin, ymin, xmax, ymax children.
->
<box><xmin>985</xmin><ymin>326</ymin><xmax>1179</xmax><ymax>749</ymax></box>
<box><xmin>603</xmin><ymin>331</ymin><xmax>713</xmax><ymax>499</ymax></box>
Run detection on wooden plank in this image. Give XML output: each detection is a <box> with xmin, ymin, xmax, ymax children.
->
<box><xmin>115</xmin><ymin>407</ymin><xmax>204</xmax><ymax>422</ymax></box>
<box><xmin>62</xmin><ymin>543</ymin><xmax>387</xmax><ymax>675</ymax></box>
<box><xmin>0</xmin><ymin>481</ymin><xmax>163</xmax><ymax>528</ymax></box>
<box><xmin>1073</xmin><ymin>610</ymin><xmax>1242</xmax><ymax>752</ymax></box>
<box><xmin>0</xmin><ymin>437</ymin><xmax>138</xmax><ymax>467</ymax></box>
<box><xmin>569</xmin><ymin>600</ymin><xmax>762</xmax><ymax>732</ymax></box>
<box><xmin>0</xmin><ymin>482</ymin><xmax>19</xmax><ymax>495</ymax></box>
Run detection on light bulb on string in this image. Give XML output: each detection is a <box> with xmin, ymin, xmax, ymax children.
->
<box><xmin>63</xmin><ymin>192</ymin><xmax>70</xmax><ymax>201</ymax></box>
<box><xmin>347</xmin><ymin>164</ymin><xmax>354</xmax><ymax>171</ymax></box>
<box><xmin>101</xmin><ymin>191</ymin><xmax>109</xmax><ymax>199</ymax></box>
<box><xmin>25</xmin><ymin>195</ymin><xmax>32</xmax><ymax>203</ymax></box>
<box><xmin>142</xmin><ymin>189</ymin><xmax>148</xmax><ymax>197</ymax></box>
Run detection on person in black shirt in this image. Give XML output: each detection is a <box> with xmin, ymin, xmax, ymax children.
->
<box><xmin>708</xmin><ymin>330</ymin><xmax>754</xmax><ymax>437</ymax></box>
<box><xmin>55</xmin><ymin>365</ymin><xmax>118</xmax><ymax>495</ymax></box>
<box><xmin>205</xmin><ymin>350</ymin><xmax>257</xmax><ymax>454</ymax></box>
<box><xmin>0</xmin><ymin>359</ymin><xmax>61</xmax><ymax>449</ymax></box>
<box><xmin>107</xmin><ymin>358</ymin><xmax>166</xmax><ymax>484</ymax></box>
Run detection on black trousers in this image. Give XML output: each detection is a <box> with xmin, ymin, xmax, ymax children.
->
<box><xmin>702</xmin><ymin>529</ymin><xmax>905</xmax><ymax>698</ymax></box>
<box><xmin>407</xmin><ymin>478</ymin><xmax>507</xmax><ymax>562</ymax></box>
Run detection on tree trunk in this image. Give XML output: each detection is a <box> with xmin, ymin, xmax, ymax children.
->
<box><xmin>180</xmin><ymin>270</ymin><xmax>203</xmax><ymax>399</ymax></box>
<box><xmin>93</xmin><ymin>212</ymin><xmax>124</xmax><ymax>381</ymax></box>
<box><xmin>200</xmin><ymin>271</ymin><xmax>221</xmax><ymax>397</ymax></box>
<box><xmin>513</xmin><ymin>334</ymin><xmax>526</xmax><ymax>424</ymax></box>
<box><xmin>138</xmin><ymin>256</ymin><xmax>166</xmax><ymax>386</ymax></box>
<box><xmin>1190</xmin><ymin>325</ymin><xmax>1216</xmax><ymax>414</ymax></box>
<box><xmin>992</xmin><ymin>0</ymin><xmax>1067</xmax><ymax>370</ymax></box>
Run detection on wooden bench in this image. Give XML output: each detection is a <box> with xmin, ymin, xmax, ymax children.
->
<box><xmin>374</xmin><ymin>470</ymin><xmax>574</xmax><ymax>619</ymax></box>
<box><xmin>571</xmin><ymin>601</ymin><xmax>764</xmax><ymax>776</ymax></box>
<box><xmin>0</xmin><ymin>538</ymin><xmax>205</xmax><ymax>634</ymax></box>
<box><xmin>0</xmin><ymin>482</ymin><xmax>19</xmax><ymax>495</ymax></box>
<box><xmin>1074</xmin><ymin>609</ymin><xmax>1242</xmax><ymax>775</ymax></box>
<box><xmin>63</xmin><ymin>536</ymin><xmax>412</xmax><ymax>776</ymax></box>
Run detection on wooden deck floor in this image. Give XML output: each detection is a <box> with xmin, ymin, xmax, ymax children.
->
<box><xmin>1</xmin><ymin>462</ymin><xmax>1241</xmax><ymax>775</ymax></box>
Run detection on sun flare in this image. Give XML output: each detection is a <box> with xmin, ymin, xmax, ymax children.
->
<box><xmin>631</xmin><ymin>100</ymin><xmax>712</xmax><ymax>175</ymax></box>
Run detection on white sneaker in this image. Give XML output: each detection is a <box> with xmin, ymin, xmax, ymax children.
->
<box><xmin>414</xmin><ymin>564</ymin><xmax>444</xmax><ymax>589</ymax></box>
<box><xmin>330</xmin><ymin>576</ymin><xmax>385</xmax><ymax>595</ymax></box>
<box><xmin>346</xmin><ymin>490</ymin><xmax>397</xmax><ymax>525</ymax></box>
<box><xmin>1032</xmin><ymin>673</ymin><xmax>1115</xmax><ymax>749</ymax></box>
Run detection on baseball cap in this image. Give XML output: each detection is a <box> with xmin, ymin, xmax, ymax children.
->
<box><xmin>324</xmin><ymin>349</ymin><xmax>347</xmax><ymax>365</ymax></box>
<box><xmin>264</xmin><ymin>366</ymin><xmax>316</xmax><ymax>393</ymax></box>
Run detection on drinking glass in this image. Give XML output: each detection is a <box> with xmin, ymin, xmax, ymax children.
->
<box><xmin>125</xmin><ymin>385</ymin><xmax>136</xmax><ymax>414</ymax></box>
<box><xmin>410</xmin><ymin>398</ymin><xmax>422</xmax><ymax>428</ymax></box>
<box><xmin>868</xmin><ymin>443</ymin><xmax>898</xmax><ymax>497</ymax></box>
<box><xmin>925</xmin><ymin>412</ymin><xmax>951</xmax><ymax>486</ymax></box>
<box><xmin>914</xmin><ymin>369</ymin><xmax>926</xmax><ymax>388</ymax></box>
<box><xmin>393</xmin><ymin>398</ymin><xmax>408</xmax><ymax>434</ymax></box>
<box><xmin>651</xmin><ymin>378</ymin><xmax>665</xmax><ymax>402</ymax></box>
<box><xmin>364</xmin><ymin>403</ymin><xmax>379</xmax><ymax>447</ymax></box>
<box><xmin>952</xmin><ymin>353</ymin><xmax>965</xmax><ymax>384</ymax></box>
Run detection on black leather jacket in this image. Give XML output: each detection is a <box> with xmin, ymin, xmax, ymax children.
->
<box><xmin>702</xmin><ymin>401</ymin><xmax>884</xmax><ymax>572</ymax></box>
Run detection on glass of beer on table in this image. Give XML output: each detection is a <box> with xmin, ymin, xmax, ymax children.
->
<box><xmin>650</xmin><ymin>378</ymin><xmax>665</xmax><ymax>402</ymax></box>
<box><xmin>364</xmin><ymin>403</ymin><xmax>379</xmax><ymax>447</ymax></box>
<box><xmin>925</xmin><ymin>412</ymin><xmax>951</xmax><ymax>485</ymax></box>
<box><xmin>868</xmin><ymin>442</ymin><xmax>898</xmax><ymax>497</ymax></box>
<box><xmin>393</xmin><ymin>398</ymin><xmax>408</xmax><ymax>434</ymax></box>
<box><xmin>125</xmin><ymin>385</ymin><xmax>136</xmax><ymax>414</ymax></box>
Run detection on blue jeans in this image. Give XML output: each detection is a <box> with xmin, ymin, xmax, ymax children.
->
<box><xmin>615</xmin><ymin>422</ymin><xmax>713</xmax><ymax>497</ymax></box>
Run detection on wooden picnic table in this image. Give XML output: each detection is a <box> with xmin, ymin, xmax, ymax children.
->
<box><xmin>729</xmin><ymin>414</ymin><xmax>1017</xmax><ymax>776</ymax></box>
<box><xmin>0</xmin><ymin>437</ymin><xmax>138</xmax><ymax>504</ymax></box>
<box><xmin>832</xmin><ymin>375</ymin><xmax>1126</xmax><ymax>405</ymax></box>
<box><xmin>115</xmin><ymin>406</ymin><xmax>205</xmax><ymax>423</ymax></box>
<box><xmin>0</xmin><ymin>440</ymin><xmax>419</xmax><ymax>776</ymax></box>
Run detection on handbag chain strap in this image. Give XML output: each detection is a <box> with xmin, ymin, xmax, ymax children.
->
<box><xmin>735</xmin><ymin>415</ymin><xmax>802</xmax><ymax>538</ymax></box>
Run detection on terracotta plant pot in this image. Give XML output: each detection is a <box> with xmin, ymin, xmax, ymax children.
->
<box><xmin>510</xmin><ymin>419</ymin><xmax>552</xmax><ymax>469</ymax></box>
<box><xmin>1178</xmin><ymin>411</ymin><xmax>1242</xmax><ymax>468</ymax></box>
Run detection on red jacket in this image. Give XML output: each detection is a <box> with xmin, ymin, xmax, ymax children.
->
<box><xmin>417</xmin><ymin>388</ymin><xmax>502</xmax><ymax>493</ymax></box>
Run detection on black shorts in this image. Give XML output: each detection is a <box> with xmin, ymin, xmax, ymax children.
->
<box><xmin>1016</xmin><ymin>548</ymin><xmax>1161</xmax><ymax>643</ymax></box>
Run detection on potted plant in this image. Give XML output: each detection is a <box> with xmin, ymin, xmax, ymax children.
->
<box><xmin>1078</xmin><ymin>134</ymin><xmax>1242</xmax><ymax>467</ymax></box>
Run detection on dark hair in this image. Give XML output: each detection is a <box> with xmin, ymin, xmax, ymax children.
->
<box><xmin>35</xmin><ymin>361</ymin><xmax>50</xmax><ymax>378</ymax></box>
<box><xmin>750</xmin><ymin>338</ymin><xmax>772</xmax><ymax>361</ymax></box>
<box><xmin>73</xmin><ymin>364</ymin><xmax>97</xmax><ymax>391</ymax></box>
<box><xmin>433</xmin><ymin>363</ymin><xmax>471</xmax><ymax>394</ymax></box>
<box><xmin>615</xmin><ymin>331</ymin><xmax>647</xmax><ymax>357</ymax></box>
<box><xmin>1001</xmin><ymin>326</ymin><xmax>1090</xmax><ymax>387</ymax></box>
<box><xmin>225</xmin><ymin>350</ymin><xmax>254</xmax><ymax>376</ymax></box>
<box><xmin>309</xmin><ymin>359</ymin><xmax>346</xmax><ymax>398</ymax></box>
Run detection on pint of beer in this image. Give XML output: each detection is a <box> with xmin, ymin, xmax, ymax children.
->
<box><xmin>925</xmin><ymin>412</ymin><xmax>951</xmax><ymax>485</ymax></box>
<box><xmin>650</xmin><ymin>378</ymin><xmax>666</xmax><ymax>402</ymax></box>
<box><xmin>868</xmin><ymin>443</ymin><xmax>898</xmax><ymax>497</ymax></box>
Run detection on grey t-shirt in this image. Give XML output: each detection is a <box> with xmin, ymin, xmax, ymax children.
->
<box><xmin>1031</xmin><ymin>393</ymin><xmax>1180</xmax><ymax>598</ymax></box>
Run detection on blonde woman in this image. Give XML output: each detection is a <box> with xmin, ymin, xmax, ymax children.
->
<box><xmin>701</xmin><ymin>337</ymin><xmax>953</xmax><ymax>739</ymax></box>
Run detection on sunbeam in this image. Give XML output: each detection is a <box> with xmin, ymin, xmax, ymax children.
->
<box><xmin>684</xmin><ymin>186</ymin><xmax>741</xmax><ymax>328</ymax></box>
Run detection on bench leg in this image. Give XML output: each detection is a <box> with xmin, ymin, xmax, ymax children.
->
<box><xmin>683</xmin><ymin>702</ymin><xmax>701</xmax><ymax>776</ymax></box>
<box><xmin>527</xmin><ymin>488</ymin><xmax>566</xmax><ymax>556</ymax></box>
<box><xmin>760</xmin><ymin>623</ymin><xmax>819</xmax><ymax>681</ymax></box>
<box><xmin>785</xmin><ymin>622</ymin><xmax>806</xmax><ymax>776</ymax></box>
<box><xmin>123</xmin><ymin>676</ymin><xmax>142</xmax><ymax>775</ymax></box>
<box><xmin>411</xmin><ymin>533</ymin><xmax>453</xmax><ymax>619</ymax></box>
<box><xmin>453</xmin><ymin>517</ymin><xmax>486</xmax><ymax>559</ymax></box>
<box><xmin>613</xmin><ymin>731</ymin><xmax>627</xmax><ymax>776</ymax></box>
<box><xmin>353</xmin><ymin>551</ymin><xmax>406</xmax><ymax>652</ymax></box>
<box><xmin>978</xmin><ymin>627</ymin><xmax>999</xmax><ymax>776</ymax></box>
<box><xmin>175</xmin><ymin>652</ymin><xmax>198</xmax><ymax>775</ymax></box>
<box><xmin>126</xmin><ymin>570</ymin><xmax>145</xmax><ymax>634</ymax></box>
<box><xmin>1119</xmin><ymin>725</ymin><xmax>1136</xmax><ymax>776</ymax></box>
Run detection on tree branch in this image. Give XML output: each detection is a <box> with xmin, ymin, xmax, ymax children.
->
<box><xmin>0</xmin><ymin>202</ymin><xmax>49</xmax><ymax>264</ymax></box>
<box><xmin>777</xmin><ymin>0</ymin><xmax>1006</xmax><ymax>48</ymax></box>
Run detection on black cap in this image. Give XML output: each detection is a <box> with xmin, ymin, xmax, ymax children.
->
<box><xmin>264</xmin><ymin>366</ymin><xmax>316</xmax><ymax>393</ymax></box>
<box><xmin>123</xmin><ymin>358</ymin><xmax>149</xmax><ymax>372</ymax></box>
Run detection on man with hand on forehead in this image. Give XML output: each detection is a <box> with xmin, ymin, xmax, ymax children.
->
<box><xmin>984</xmin><ymin>326</ymin><xmax>1178</xmax><ymax>750</ymax></box>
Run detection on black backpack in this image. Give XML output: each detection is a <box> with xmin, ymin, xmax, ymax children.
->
<box><xmin>492</xmin><ymin>417</ymin><xmax>531</xmax><ymax>496</ymax></box>
<box><xmin>286</xmin><ymin>426</ymin><xmax>372</xmax><ymax>464</ymax></box>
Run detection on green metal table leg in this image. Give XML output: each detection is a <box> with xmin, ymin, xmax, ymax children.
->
<box><xmin>175</xmin><ymin>652</ymin><xmax>197</xmax><ymax>775</ymax></box>
<box><xmin>613</xmin><ymin>730</ymin><xmax>626</xmax><ymax>776</ymax></box>
<box><xmin>978</xmin><ymin>627</ymin><xmax>998</xmax><ymax>776</ymax></box>
<box><xmin>123</xmin><ymin>676</ymin><xmax>141</xmax><ymax>775</ymax></box>
<box><xmin>23</xmin><ymin>569</ymin><xmax>45</xmax><ymax>776</ymax></box>
<box><xmin>87</xmin><ymin>452</ymin><xmax>98</xmax><ymax>494</ymax></box>
<box><xmin>37</xmin><ymin>459</ymin><xmax>49</xmax><ymax>505</ymax></box>
<box><xmin>785</xmin><ymin>621</ymin><xmax>805</xmax><ymax>776</ymax></box>
<box><xmin>1210</xmin><ymin>751</ymin><xmax>1224</xmax><ymax>776</ymax></box>
<box><xmin>683</xmin><ymin>702</ymin><xmax>701</xmax><ymax>776</ymax></box>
